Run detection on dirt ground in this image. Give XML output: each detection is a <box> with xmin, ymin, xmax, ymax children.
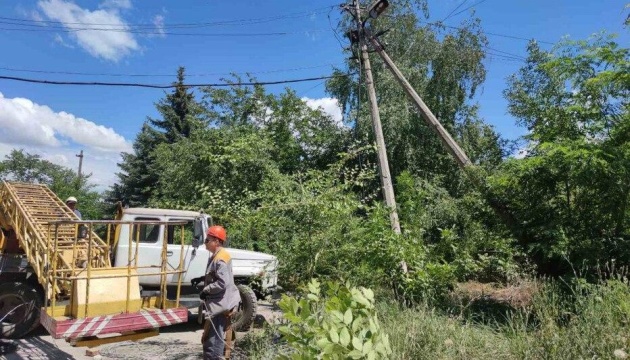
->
<box><xmin>0</xmin><ymin>302</ymin><xmax>281</xmax><ymax>360</ymax></box>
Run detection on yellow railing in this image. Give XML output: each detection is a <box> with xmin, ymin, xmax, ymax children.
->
<box><xmin>44</xmin><ymin>219</ymin><xmax>187</xmax><ymax>318</ymax></box>
<box><xmin>0</xmin><ymin>181</ymin><xmax>110</xmax><ymax>297</ymax></box>
<box><xmin>0</xmin><ymin>181</ymin><xmax>187</xmax><ymax>319</ymax></box>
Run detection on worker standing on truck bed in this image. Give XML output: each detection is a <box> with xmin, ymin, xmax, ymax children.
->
<box><xmin>198</xmin><ymin>225</ymin><xmax>240</xmax><ymax>360</ymax></box>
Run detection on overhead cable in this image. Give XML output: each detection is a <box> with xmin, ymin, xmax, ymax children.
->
<box><xmin>442</xmin><ymin>0</ymin><xmax>470</xmax><ymax>22</ymax></box>
<box><xmin>0</xmin><ymin>74</ymin><xmax>352</xmax><ymax>89</ymax></box>
<box><xmin>0</xmin><ymin>64</ymin><xmax>342</xmax><ymax>78</ymax></box>
<box><xmin>448</xmin><ymin>0</ymin><xmax>487</xmax><ymax>19</ymax></box>
<box><xmin>0</xmin><ymin>5</ymin><xmax>337</xmax><ymax>29</ymax></box>
<box><xmin>0</xmin><ymin>25</ymin><xmax>326</xmax><ymax>37</ymax></box>
<box><xmin>419</xmin><ymin>20</ymin><xmax>555</xmax><ymax>45</ymax></box>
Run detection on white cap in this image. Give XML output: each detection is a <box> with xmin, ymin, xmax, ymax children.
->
<box><xmin>65</xmin><ymin>196</ymin><xmax>78</xmax><ymax>204</ymax></box>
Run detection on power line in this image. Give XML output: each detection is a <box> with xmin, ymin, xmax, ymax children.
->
<box><xmin>449</xmin><ymin>0</ymin><xmax>487</xmax><ymax>18</ymax></box>
<box><xmin>0</xmin><ymin>64</ymin><xmax>342</xmax><ymax>78</ymax></box>
<box><xmin>300</xmin><ymin>80</ymin><xmax>328</xmax><ymax>96</ymax></box>
<box><xmin>0</xmin><ymin>5</ymin><xmax>336</xmax><ymax>29</ymax></box>
<box><xmin>419</xmin><ymin>20</ymin><xmax>555</xmax><ymax>45</ymax></box>
<box><xmin>485</xmin><ymin>46</ymin><xmax>527</xmax><ymax>61</ymax></box>
<box><xmin>0</xmin><ymin>25</ymin><xmax>326</xmax><ymax>37</ymax></box>
<box><xmin>0</xmin><ymin>74</ymin><xmax>352</xmax><ymax>89</ymax></box>
<box><xmin>328</xmin><ymin>6</ymin><xmax>347</xmax><ymax>51</ymax></box>
<box><xmin>442</xmin><ymin>0</ymin><xmax>469</xmax><ymax>22</ymax></box>
<box><xmin>485</xmin><ymin>55</ymin><xmax>523</xmax><ymax>63</ymax></box>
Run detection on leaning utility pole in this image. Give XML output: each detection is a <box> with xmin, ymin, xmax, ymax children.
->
<box><xmin>366</xmin><ymin>30</ymin><xmax>472</xmax><ymax>170</ymax></box>
<box><xmin>350</xmin><ymin>0</ymin><xmax>401</xmax><ymax>235</ymax></box>
<box><xmin>348</xmin><ymin>1</ymin><xmax>519</xmax><ymax>233</ymax></box>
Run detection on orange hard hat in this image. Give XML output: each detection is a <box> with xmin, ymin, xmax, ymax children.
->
<box><xmin>206</xmin><ymin>225</ymin><xmax>227</xmax><ymax>242</ymax></box>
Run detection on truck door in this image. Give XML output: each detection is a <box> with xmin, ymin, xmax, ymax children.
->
<box><xmin>115</xmin><ymin>217</ymin><xmax>164</xmax><ymax>286</ymax></box>
<box><xmin>165</xmin><ymin>218</ymin><xmax>210</xmax><ymax>285</ymax></box>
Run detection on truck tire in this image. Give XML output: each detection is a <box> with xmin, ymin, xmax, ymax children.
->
<box><xmin>232</xmin><ymin>284</ymin><xmax>257</xmax><ymax>332</ymax></box>
<box><xmin>0</xmin><ymin>282</ymin><xmax>43</xmax><ymax>338</ymax></box>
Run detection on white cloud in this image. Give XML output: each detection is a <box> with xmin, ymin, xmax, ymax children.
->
<box><xmin>99</xmin><ymin>0</ymin><xmax>132</xmax><ymax>10</ymax></box>
<box><xmin>0</xmin><ymin>93</ymin><xmax>130</xmax><ymax>189</ymax></box>
<box><xmin>30</xmin><ymin>10</ymin><xmax>45</xmax><ymax>22</ymax></box>
<box><xmin>37</xmin><ymin>0</ymin><xmax>139</xmax><ymax>62</ymax></box>
<box><xmin>514</xmin><ymin>148</ymin><xmax>529</xmax><ymax>159</ymax></box>
<box><xmin>0</xmin><ymin>92</ymin><xmax>132</xmax><ymax>153</ymax></box>
<box><xmin>151</xmin><ymin>14</ymin><xmax>165</xmax><ymax>37</ymax></box>
<box><xmin>53</xmin><ymin>33</ymin><xmax>74</xmax><ymax>48</ymax></box>
<box><xmin>301</xmin><ymin>97</ymin><xmax>344</xmax><ymax>126</ymax></box>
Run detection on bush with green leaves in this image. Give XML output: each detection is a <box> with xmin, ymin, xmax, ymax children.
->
<box><xmin>278</xmin><ymin>279</ymin><xmax>392</xmax><ymax>360</ymax></box>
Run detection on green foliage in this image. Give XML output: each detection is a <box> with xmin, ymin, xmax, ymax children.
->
<box><xmin>497</xmin><ymin>34</ymin><xmax>630</xmax><ymax>273</ymax></box>
<box><xmin>396</xmin><ymin>171</ymin><xmax>520</xmax><ymax>283</ymax></box>
<box><xmin>150</xmin><ymin>126</ymin><xmax>277</xmax><ymax>219</ymax></box>
<box><xmin>278</xmin><ymin>279</ymin><xmax>392</xmax><ymax>360</ymax></box>
<box><xmin>247</xmin><ymin>278</ymin><xmax>630</xmax><ymax>359</ymax></box>
<box><xmin>109</xmin><ymin>67</ymin><xmax>206</xmax><ymax>206</ymax></box>
<box><xmin>227</xmin><ymin>147</ymin><xmax>398</xmax><ymax>289</ymax></box>
<box><xmin>507</xmin><ymin>277</ymin><xmax>630</xmax><ymax>359</ymax></box>
<box><xmin>357</xmin><ymin>277</ymin><xmax>630</xmax><ymax>359</ymax></box>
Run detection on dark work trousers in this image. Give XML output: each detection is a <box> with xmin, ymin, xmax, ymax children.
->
<box><xmin>203</xmin><ymin>314</ymin><xmax>227</xmax><ymax>360</ymax></box>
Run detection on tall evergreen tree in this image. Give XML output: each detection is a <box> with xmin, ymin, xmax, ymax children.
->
<box><xmin>108</xmin><ymin>67</ymin><xmax>206</xmax><ymax>206</ymax></box>
<box><xmin>149</xmin><ymin>67</ymin><xmax>206</xmax><ymax>142</ymax></box>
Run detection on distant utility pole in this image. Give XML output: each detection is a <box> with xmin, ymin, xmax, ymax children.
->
<box><xmin>76</xmin><ymin>150</ymin><xmax>84</xmax><ymax>184</ymax></box>
<box><xmin>348</xmin><ymin>0</ymin><xmax>401</xmax><ymax>235</ymax></box>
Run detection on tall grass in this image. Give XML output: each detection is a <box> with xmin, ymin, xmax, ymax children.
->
<box><xmin>238</xmin><ymin>278</ymin><xmax>630</xmax><ymax>359</ymax></box>
<box><xmin>381</xmin><ymin>278</ymin><xmax>630</xmax><ymax>359</ymax></box>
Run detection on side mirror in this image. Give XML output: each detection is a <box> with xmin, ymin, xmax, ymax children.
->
<box><xmin>193</xmin><ymin>217</ymin><xmax>204</xmax><ymax>249</ymax></box>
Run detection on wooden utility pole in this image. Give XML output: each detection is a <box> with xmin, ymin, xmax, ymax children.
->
<box><xmin>76</xmin><ymin>150</ymin><xmax>84</xmax><ymax>183</ymax></box>
<box><xmin>364</xmin><ymin>30</ymin><xmax>520</xmax><ymax>232</ymax></box>
<box><xmin>366</xmin><ymin>32</ymin><xmax>472</xmax><ymax>170</ymax></box>
<box><xmin>353</xmin><ymin>0</ymin><xmax>401</xmax><ymax>235</ymax></box>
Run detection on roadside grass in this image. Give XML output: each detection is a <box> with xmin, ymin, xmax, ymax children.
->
<box><xmin>382</xmin><ymin>278</ymin><xmax>630</xmax><ymax>359</ymax></box>
<box><xmin>238</xmin><ymin>278</ymin><xmax>630</xmax><ymax>359</ymax></box>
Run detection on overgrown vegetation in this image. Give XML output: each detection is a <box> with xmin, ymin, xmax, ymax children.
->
<box><xmin>236</xmin><ymin>277</ymin><xmax>629</xmax><ymax>359</ymax></box>
<box><xmin>2</xmin><ymin>1</ymin><xmax>628</xmax><ymax>358</ymax></box>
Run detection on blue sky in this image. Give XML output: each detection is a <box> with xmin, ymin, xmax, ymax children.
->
<box><xmin>0</xmin><ymin>0</ymin><xmax>627</xmax><ymax>189</ymax></box>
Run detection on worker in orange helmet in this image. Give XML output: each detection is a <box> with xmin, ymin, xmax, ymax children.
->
<box><xmin>198</xmin><ymin>225</ymin><xmax>240</xmax><ymax>360</ymax></box>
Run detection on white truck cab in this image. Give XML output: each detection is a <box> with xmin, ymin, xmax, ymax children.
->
<box><xmin>113</xmin><ymin>207</ymin><xmax>278</xmax><ymax>330</ymax></box>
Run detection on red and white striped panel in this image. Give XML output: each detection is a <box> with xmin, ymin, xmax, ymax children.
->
<box><xmin>40</xmin><ymin>307</ymin><xmax>189</xmax><ymax>339</ymax></box>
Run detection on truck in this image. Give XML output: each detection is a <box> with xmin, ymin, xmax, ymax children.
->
<box><xmin>113</xmin><ymin>206</ymin><xmax>278</xmax><ymax>331</ymax></box>
<box><xmin>0</xmin><ymin>181</ymin><xmax>278</xmax><ymax>345</ymax></box>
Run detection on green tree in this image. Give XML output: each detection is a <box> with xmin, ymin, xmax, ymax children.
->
<box><xmin>109</xmin><ymin>67</ymin><xmax>206</xmax><ymax>206</ymax></box>
<box><xmin>109</xmin><ymin>123</ymin><xmax>162</xmax><ymax>207</ymax></box>
<box><xmin>150</xmin><ymin>82</ymin><xmax>350</xmax><ymax>220</ymax></box>
<box><xmin>493</xmin><ymin>34</ymin><xmax>630</xmax><ymax>273</ymax></box>
<box><xmin>202</xmin><ymin>78</ymin><xmax>350</xmax><ymax>173</ymax></box>
<box><xmin>149</xmin><ymin>67</ymin><xmax>206</xmax><ymax>142</ymax></box>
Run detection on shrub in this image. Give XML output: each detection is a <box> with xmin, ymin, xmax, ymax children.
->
<box><xmin>277</xmin><ymin>279</ymin><xmax>392</xmax><ymax>360</ymax></box>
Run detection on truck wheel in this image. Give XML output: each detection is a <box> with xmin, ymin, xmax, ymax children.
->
<box><xmin>232</xmin><ymin>284</ymin><xmax>257</xmax><ymax>332</ymax></box>
<box><xmin>0</xmin><ymin>282</ymin><xmax>43</xmax><ymax>338</ymax></box>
